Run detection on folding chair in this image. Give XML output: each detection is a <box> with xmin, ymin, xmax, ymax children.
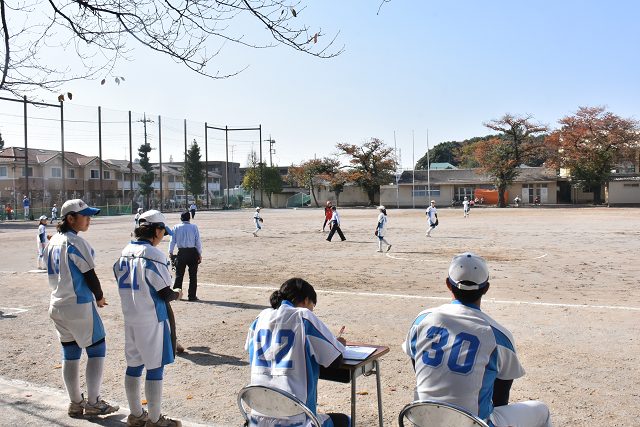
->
<box><xmin>238</xmin><ymin>384</ymin><xmax>321</xmax><ymax>427</ymax></box>
<box><xmin>398</xmin><ymin>400</ymin><xmax>489</xmax><ymax>427</ymax></box>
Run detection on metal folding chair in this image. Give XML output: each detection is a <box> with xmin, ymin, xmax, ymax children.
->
<box><xmin>398</xmin><ymin>399</ymin><xmax>490</xmax><ymax>427</ymax></box>
<box><xmin>238</xmin><ymin>384</ymin><xmax>321</xmax><ymax>427</ymax></box>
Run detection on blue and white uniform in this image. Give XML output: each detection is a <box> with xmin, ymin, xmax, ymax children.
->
<box><xmin>46</xmin><ymin>230</ymin><xmax>104</xmax><ymax>348</ymax></box>
<box><xmin>403</xmin><ymin>301</ymin><xmax>552</xmax><ymax>427</ymax></box>
<box><xmin>37</xmin><ymin>223</ymin><xmax>46</xmax><ymax>269</ymax></box>
<box><xmin>426</xmin><ymin>205</ymin><xmax>437</xmax><ymax>236</ymax></box>
<box><xmin>245</xmin><ymin>301</ymin><xmax>345</xmax><ymax>427</ymax></box>
<box><xmin>463</xmin><ymin>199</ymin><xmax>470</xmax><ymax>218</ymax></box>
<box><xmin>376</xmin><ymin>211</ymin><xmax>391</xmax><ymax>252</ymax></box>
<box><xmin>253</xmin><ymin>210</ymin><xmax>261</xmax><ymax>236</ymax></box>
<box><xmin>51</xmin><ymin>206</ymin><xmax>58</xmax><ymax>224</ymax></box>
<box><xmin>113</xmin><ymin>240</ymin><xmax>175</xmax><ymax>369</ymax></box>
<box><xmin>134</xmin><ymin>212</ymin><xmax>141</xmax><ymax>229</ymax></box>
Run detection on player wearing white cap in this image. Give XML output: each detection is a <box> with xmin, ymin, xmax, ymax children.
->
<box><xmin>375</xmin><ymin>205</ymin><xmax>392</xmax><ymax>252</ymax></box>
<box><xmin>425</xmin><ymin>200</ymin><xmax>438</xmax><ymax>237</ymax></box>
<box><xmin>462</xmin><ymin>196</ymin><xmax>470</xmax><ymax>218</ymax></box>
<box><xmin>45</xmin><ymin>199</ymin><xmax>119</xmax><ymax>418</ymax></box>
<box><xmin>51</xmin><ymin>203</ymin><xmax>59</xmax><ymax>224</ymax></box>
<box><xmin>253</xmin><ymin>207</ymin><xmax>263</xmax><ymax>237</ymax></box>
<box><xmin>402</xmin><ymin>252</ymin><xmax>553</xmax><ymax>427</ymax></box>
<box><xmin>134</xmin><ymin>207</ymin><xmax>143</xmax><ymax>229</ymax></box>
<box><xmin>245</xmin><ymin>278</ymin><xmax>350</xmax><ymax>427</ymax></box>
<box><xmin>37</xmin><ymin>215</ymin><xmax>48</xmax><ymax>269</ymax></box>
<box><xmin>114</xmin><ymin>210</ymin><xmax>183</xmax><ymax>427</ymax></box>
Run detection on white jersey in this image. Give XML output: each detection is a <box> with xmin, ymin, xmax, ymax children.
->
<box><xmin>46</xmin><ymin>231</ymin><xmax>97</xmax><ymax>306</ymax></box>
<box><xmin>38</xmin><ymin>224</ymin><xmax>46</xmax><ymax>242</ymax></box>
<box><xmin>426</xmin><ymin>206</ymin><xmax>437</xmax><ymax>222</ymax></box>
<box><xmin>254</xmin><ymin>211</ymin><xmax>261</xmax><ymax>220</ymax></box>
<box><xmin>245</xmin><ymin>300</ymin><xmax>345</xmax><ymax>427</ymax></box>
<box><xmin>402</xmin><ymin>301</ymin><xmax>526</xmax><ymax>420</ymax></box>
<box><xmin>113</xmin><ymin>240</ymin><xmax>173</xmax><ymax>327</ymax></box>
<box><xmin>463</xmin><ymin>200</ymin><xmax>470</xmax><ymax>211</ymax></box>
<box><xmin>377</xmin><ymin>213</ymin><xmax>387</xmax><ymax>237</ymax></box>
<box><xmin>134</xmin><ymin>212</ymin><xmax>141</xmax><ymax>228</ymax></box>
<box><xmin>51</xmin><ymin>207</ymin><xmax>57</xmax><ymax>217</ymax></box>
<box><xmin>330</xmin><ymin>210</ymin><xmax>340</xmax><ymax>225</ymax></box>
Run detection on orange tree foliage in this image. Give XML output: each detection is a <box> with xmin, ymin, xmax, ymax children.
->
<box><xmin>285</xmin><ymin>157</ymin><xmax>340</xmax><ymax>207</ymax></box>
<box><xmin>475</xmin><ymin>114</ymin><xmax>549</xmax><ymax>207</ymax></box>
<box><xmin>545</xmin><ymin>106</ymin><xmax>639</xmax><ymax>204</ymax></box>
<box><xmin>336</xmin><ymin>138</ymin><xmax>396</xmax><ymax>206</ymax></box>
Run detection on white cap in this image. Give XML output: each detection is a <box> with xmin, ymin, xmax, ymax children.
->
<box><xmin>138</xmin><ymin>210</ymin><xmax>173</xmax><ymax>236</ymax></box>
<box><xmin>61</xmin><ymin>199</ymin><xmax>100</xmax><ymax>218</ymax></box>
<box><xmin>256</xmin><ymin>207</ymin><xmax>261</xmax><ymax>210</ymax></box>
<box><xmin>53</xmin><ymin>203</ymin><xmax>57</xmax><ymax>206</ymax></box>
<box><xmin>430</xmin><ymin>200</ymin><xmax>436</xmax><ymax>204</ymax></box>
<box><xmin>137</xmin><ymin>208</ymin><xmax>143</xmax><ymax>212</ymax></box>
<box><xmin>378</xmin><ymin>205</ymin><xmax>385</xmax><ymax>210</ymax></box>
<box><xmin>39</xmin><ymin>215</ymin><xmax>47</xmax><ymax>220</ymax></box>
<box><xmin>448</xmin><ymin>252</ymin><xmax>489</xmax><ymax>290</ymax></box>
<box><xmin>464</xmin><ymin>197</ymin><xmax>468</xmax><ymax>200</ymax></box>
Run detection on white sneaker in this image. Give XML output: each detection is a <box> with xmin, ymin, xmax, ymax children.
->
<box><xmin>84</xmin><ymin>397</ymin><xmax>119</xmax><ymax>417</ymax></box>
<box><xmin>67</xmin><ymin>394</ymin><xmax>86</xmax><ymax>417</ymax></box>
<box><xmin>376</xmin><ymin>249</ymin><xmax>383</xmax><ymax>253</ymax></box>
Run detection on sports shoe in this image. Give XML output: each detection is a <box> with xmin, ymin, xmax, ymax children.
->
<box><xmin>176</xmin><ymin>343</ymin><xmax>185</xmax><ymax>353</ymax></box>
<box><xmin>128</xmin><ymin>410</ymin><xmax>148</xmax><ymax>426</ymax></box>
<box><xmin>376</xmin><ymin>249</ymin><xmax>383</xmax><ymax>253</ymax></box>
<box><xmin>146</xmin><ymin>414</ymin><xmax>182</xmax><ymax>426</ymax></box>
<box><xmin>68</xmin><ymin>395</ymin><xmax>86</xmax><ymax>417</ymax></box>
<box><xmin>387</xmin><ymin>245</ymin><xmax>392</xmax><ymax>252</ymax></box>
<box><xmin>84</xmin><ymin>397</ymin><xmax>119</xmax><ymax>417</ymax></box>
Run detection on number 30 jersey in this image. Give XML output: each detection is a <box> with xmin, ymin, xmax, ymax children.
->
<box><xmin>402</xmin><ymin>301</ymin><xmax>526</xmax><ymax>420</ymax></box>
<box><xmin>245</xmin><ymin>300</ymin><xmax>345</xmax><ymax>424</ymax></box>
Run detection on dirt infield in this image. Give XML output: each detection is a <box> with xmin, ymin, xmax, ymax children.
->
<box><xmin>1</xmin><ymin>206</ymin><xmax>639</xmax><ymax>426</ymax></box>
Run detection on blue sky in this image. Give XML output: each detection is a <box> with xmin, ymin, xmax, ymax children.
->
<box><xmin>1</xmin><ymin>0</ymin><xmax>638</xmax><ymax>170</ymax></box>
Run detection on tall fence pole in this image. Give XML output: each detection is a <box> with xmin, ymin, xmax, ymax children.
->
<box><xmin>129</xmin><ymin>111</ymin><xmax>133</xmax><ymax>209</ymax></box>
<box><xmin>259</xmin><ymin>124</ymin><xmax>263</xmax><ymax>207</ymax></box>
<box><xmin>225</xmin><ymin>125</ymin><xmax>229</xmax><ymax>206</ymax></box>
<box><xmin>23</xmin><ymin>95</ymin><xmax>28</xmax><ymax>207</ymax></box>
<box><xmin>98</xmin><ymin>106</ymin><xmax>104</xmax><ymax>205</ymax></box>
<box><xmin>205</xmin><ymin>122</ymin><xmax>209</xmax><ymax>209</ymax></box>
<box><xmin>184</xmin><ymin>119</ymin><xmax>187</xmax><ymax>209</ymax></box>
<box><xmin>60</xmin><ymin>100</ymin><xmax>65</xmax><ymax>200</ymax></box>
<box><xmin>158</xmin><ymin>115</ymin><xmax>163</xmax><ymax>212</ymax></box>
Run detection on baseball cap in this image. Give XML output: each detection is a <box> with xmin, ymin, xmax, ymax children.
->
<box><xmin>180</xmin><ymin>211</ymin><xmax>191</xmax><ymax>221</ymax></box>
<box><xmin>61</xmin><ymin>199</ymin><xmax>100</xmax><ymax>218</ymax></box>
<box><xmin>378</xmin><ymin>205</ymin><xmax>385</xmax><ymax>210</ymax></box>
<box><xmin>138</xmin><ymin>210</ymin><xmax>173</xmax><ymax>236</ymax></box>
<box><xmin>256</xmin><ymin>207</ymin><xmax>261</xmax><ymax>210</ymax></box>
<box><xmin>448</xmin><ymin>252</ymin><xmax>489</xmax><ymax>290</ymax></box>
<box><xmin>39</xmin><ymin>215</ymin><xmax>47</xmax><ymax>220</ymax></box>
<box><xmin>430</xmin><ymin>200</ymin><xmax>436</xmax><ymax>203</ymax></box>
<box><xmin>327</xmin><ymin>201</ymin><xmax>331</xmax><ymax>205</ymax></box>
<box><xmin>137</xmin><ymin>208</ymin><xmax>143</xmax><ymax>212</ymax></box>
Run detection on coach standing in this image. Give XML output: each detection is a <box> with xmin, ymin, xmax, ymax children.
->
<box><xmin>169</xmin><ymin>211</ymin><xmax>202</xmax><ymax>301</ymax></box>
<box><xmin>326</xmin><ymin>206</ymin><xmax>346</xmax><ymax>242</ymax></box>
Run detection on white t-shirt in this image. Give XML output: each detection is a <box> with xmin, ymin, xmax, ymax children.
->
<box><xmin>114</xmin><ymin>240</ymin><xmax>173</xmax><ymax>327</ymax></box>
<box><xmin>426</xmin><ymin>206</ymin><xmax>437</xmax><ymax>221</ymax></box>
<box><xmin>46</xmin><ymin>231</ymin><xmax>97</xmax><ymax>306</ymax></box>
<box><xmin>254</xmin><ymin>211</ymin><xmax>261</xmax><ymax>220</ymax></box>
<box><xmin>377</xmin><ymin>213</ymin><xmax>387</xmax><ymax>237</ymax></box>
<box><xmin>463</xmin><ymin>200</ymin><xmax>470</xmax><ymax>210</ymax></box>
<box><xmin>38</xmin><ymin>224</ymin><xmax>46</xmax><ymax>243</ymax></box>
<box><xmin>245</xmin><ymin>301</ymin><xmax>345</xmax><ymax>427</ymax></box>
<box><xmin>402</xmin><ymin>301</ymin><xmax>526</xmax><ymax>420</ymax></box>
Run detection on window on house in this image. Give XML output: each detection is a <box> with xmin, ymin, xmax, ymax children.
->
<box><xmin>90</xmin><ymin>169</ymin><xmax>100</xmax><ymax>179</ymax></box>
<box><xmin>67</xmin><ymin>168</ymin><xmax>75</xmax><ymax>178</ymax></box>
<box><xmin>0</xmin><ymin>166</ymin><xmax>7</xmax><ymax>177</ymax></box>
<box><xmin>103</xmin><ymin>170</ymin><xmax>111</xmax><ymax>180</ymax></box>
<box><xmin>582</xmin><ymin>187</ymin><xmax>593</xmax><ymax>194</ymax></box>
<box><xmin>413</xmin><ymin>186</ymin><xmax>426</xmax><ymax>197</ymax></box>
<box><xmin>21</xmin><ymin>166</ymin><xmax>33</xmax><ymax>177</ymax></box>
<box><xmin>116</xmin><ymin>172</ymin><xmax>122</xmax><ymax>180</ymax></box>
<box><xmin>51</xmin><ymin>167</ymin><xmax>62</xmax><ymax>178</ymax></box>
<box><xmin>623</xmin><ymin>183</ymin><xmax>639</xmax><ymax>188</ymax></box>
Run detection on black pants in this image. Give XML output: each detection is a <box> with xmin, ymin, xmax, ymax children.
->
<box><xmin>326</xmin><ymin>223</ymin><xmax>345</xmax><ymax>241</ymax></box>
<box><xmin>328</xmin><ymin>413</ymin><xmax>350</xmax><ymax>427</ymax></box>
<box><xmin>190</xmin><ymin>209</ymin><xmax>196</xmax><ymax>218</ymax></box>
<box><xmin>174</xmin><ymin>247</ymin><xmax>199</xmax><ymax>299</ymax></box>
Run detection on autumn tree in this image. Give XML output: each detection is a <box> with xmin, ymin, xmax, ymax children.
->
<box><xmin>336</xmin><ymin>138</ymin><xmax>395</xmax><ymax>206</ymax></box>
<box><xmin>285</xmin><ymin>157</ymin><xmax>339</xmax><ymax>207</ymax></box>
<box><xmin>327</xmin><ymin>170</ymin><xmax>347</xmax><ymax>206</ymax></box>
<box><xmin>137</xmin><ymin>142</ymin><xmax>155</xmax><ymax>209</ymax></box>
<box><xmin>263</xmin><ymin>166</ymin><xmax>284</xmax><ymax>208</ymax></box>
<box><xmin>545</xmin><ymin>106</ymin><xmax>639</xmax><ymax>204</ymax></box>
<box><xmin>0</xmin><ymin>0</ymin><xmax>343</xmax><ymax>96</ymax></box>
<box><xmin>183</xmin><ymin>140</ymin><xmax>204</xmax><ymax>206</ymax></box>
<box><xmin>475</xmin><ymin>114</ymin><xmax>549</xmax><ymax>207</ymax></box>
<box><xmin>416</xmin><ymin>140</ymin><xmax>461</xmax><ymax>169</ymax></box>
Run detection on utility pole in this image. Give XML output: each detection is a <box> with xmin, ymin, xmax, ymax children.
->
<box><xmin>264</xmin><ymin>135</ymin><xmax>276</xmax><ymax>166</ymax></box>
<box><xmin>138</xmin><ymin>113</ymin><xmax>154</xmax><ymax>147</ymax></box>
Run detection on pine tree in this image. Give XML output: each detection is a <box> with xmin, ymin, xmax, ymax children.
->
<box><xmin>138</xmin><ymin>143</ymin><xmax>155</xmax><ymax>209</ymax></box>
<box><xmin>183</xmin><ymin>140</ymin><xmax>204</xmax><ymax>207</ymax></box>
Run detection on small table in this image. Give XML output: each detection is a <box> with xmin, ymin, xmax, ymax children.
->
<box><xmin>319</xmin><ymin>342</ymin><xmax>389</xmax><ymax>427</ymax></box>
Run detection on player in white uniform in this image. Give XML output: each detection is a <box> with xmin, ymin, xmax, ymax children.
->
<box><xmin>134</xmin><ymin>207</ymin><xmax>143</xmax><ymax>229</ymax></box>
<box><xmin>37</xmin><ymin>215</ymin><xmax>48</xmax><ymax>269</ymax></box>
<box><xmin>51</xmin><ymin>203</ymin><xmax>59</xmax><ymax>224</ymax></box>
<box><xmin>245</xmin><ymin>278</ymin><xmax>350</xmax><ymax>427</ymax></box>
<box><xmin>375</xmin><ymin>205</ymin><xmax>391</xmax><ymax>252</ymax></box>
<box><xmin>402</xmin><ymin>252</ymin><xmax>553</xmax><ymax>427</ymax></box>
<box><xmin>253</xmin><ymin>207</ymin><xmax>262</xmax><ymax>237</ymax></box>
<box><xmin>462</xmin><ymin>196</ymin><xmax>470</xmax><ymax>218</ymax></box>
<box><xmin>114</xmin><ymin>210</ymin><xmax>183</xmax><ymax>427</ymax></box>
<box><xmin>425</xmin><ymin>200</ymin><xmax>438</xmax><ymax>237</ymax></box>
<box><xmin>45</xmin><ymin>199</ymin><xmax>119</xmax><ymax>418</ymax></box>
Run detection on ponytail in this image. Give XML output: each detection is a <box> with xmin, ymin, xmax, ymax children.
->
<box><xmin>270</xmin><ymin>278</ymin><xmax>317</xmax><ymax>309</ymax></box>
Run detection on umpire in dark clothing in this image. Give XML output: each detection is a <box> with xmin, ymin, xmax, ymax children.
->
<box><xmin>326</xmin><ymin>206</ymin><xmax>346</xmax><ymax>242</ymax></box>
<box><xmin>169</xmin><ymin>211</ymin><xmax>203</xmax><ymax>301</ymax></box>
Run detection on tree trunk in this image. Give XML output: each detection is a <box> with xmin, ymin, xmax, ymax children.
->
<box><xmin>267</xmin><ymin>193</ymin><xmax>272</xmax><ymax>208</ymax></box>
<box><xmin>310</xmin><ymin>183</ymin><xmax>319</xmax><ymax>207</ymax></box>
<box><xmin>593</xmin><ymin>187</ymin><xmax>600</xmax><ymax>205</ymax></box>
<box><xmin>497</xmin><ymin>181</ymin><xmax>508</xmax><ymax>208</ymax></box>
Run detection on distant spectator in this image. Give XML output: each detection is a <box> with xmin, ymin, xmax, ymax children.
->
<box><xmin>481</xmin><ymin>197</ymin><xmax>485</xmax><ymax>204</ymax></box>
<box><xmin>23</xmin><ymin>195</ymin><xmax>30</xmax><ymax>219</ymax></box>
<box><xmin>5</xmin><ymin>204</ymin><xmax>12</xmax><ymax>220</ymax></box>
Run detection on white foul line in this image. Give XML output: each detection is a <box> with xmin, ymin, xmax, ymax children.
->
<box><xmin>386</xmin><ymin>249</ymin><xmax>548</xmax><ymax>262</ymax></box>
<box><xmin>0</xmin><ymin>306</ymin><xmax>29</xmax><ymax>315</ymax></box>
<box><xmin>199</xmin><ymin>283</ymin><xmax>640</xmax><ymax>312</ymax></box>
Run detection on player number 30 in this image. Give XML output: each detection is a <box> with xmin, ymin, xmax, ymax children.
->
<box><xmin>422</xmin><ymin>326</ymin><xmax>480</xmax><ymax>375</ymax></box>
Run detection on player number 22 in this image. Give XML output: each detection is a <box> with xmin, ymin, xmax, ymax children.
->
<box><xmin>255</xmin><ymin>329</ymin><xmax>295</xmax><ymax>369</ymax></box>
<box><xmin>422</xmin><ymin>326</ymin><xmax>480</xmax><ymax>375</ymax></box>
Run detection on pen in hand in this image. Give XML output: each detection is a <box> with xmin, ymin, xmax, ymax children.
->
<box><xmin>337</xmin><ymin>326</ymin><xmax>345</xmax><ymax>339</ymax></box>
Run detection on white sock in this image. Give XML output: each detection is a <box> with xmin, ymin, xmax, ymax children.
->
<box><xmin>86</xmin><ymin>357</ymin><xmax>105</xmax><ymax>405</ymax></box>
<box><xmin>125</xmin><ymin>375</ymin><xmax>143</xmax><ymax>417</ymax></box>
<box><xmin>381</xmin><ymin>238</ymin><xmax>389</xmax><ymax>246</ymax></box>
<box><xmin>378</xmin><ymin>240</ymin><xmax>383</xmax><ymax>251</ymax></box>
<box><xmin>62</xmin><ymin>359</ymin><xmax>82</xmax><ymax>403</ymax></box>
<box><xmin>145</xmin><ymin>379</ymin><xmax>163</xmax><ymax>423</ymax></box>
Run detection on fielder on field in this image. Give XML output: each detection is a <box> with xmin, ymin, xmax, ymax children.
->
<box><xmin>375</xmin><ymin>205</ymin><xmax>392</xmax><ymax>252</ymax></box>
<box><xmin>36</xmin><ymin>215</ymin><xmax>48</xmax><ymax>270</ymax></box>
<box><xmin>114</xmin><ymin>210</ymin><xmax>183</xmax><ymax>427</ymax></box>
<box><xmin>425</xmin><ymin>200</ymin><xmax>438</xmax><ymax>237</ymax></box>
<box><xmin>245</xmin><ymin>278</ymin><xmax>350</xmax><ymax>427</ymax></box>
<box><xmin>253</xmin><ymin>207</ymin><xmax>263</xmax><ymax>237</ymax></box>
<box><xmin>45</xmin><ymin>199</ymin><xmax>119</xmax><ymax>418</ymax></box>
<box><xmin>463</xmin><ymin>196</ymin><xmax>470</xmax><ymax>218</ymax></box>
<box><xmin>403</xmin><ymin>252</ymin><xmax>553</xmax><ymax>427</ymax></box>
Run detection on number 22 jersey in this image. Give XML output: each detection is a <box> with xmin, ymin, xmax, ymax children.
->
<box><xmin>245</xmin><ymin>300</ymin><xmax>345</xmax><ymax>426</ymax></box>
<box><xmin>402</xmin><ymin>301</ymin><xmax>526</xmax><ymax>420</ymax></box>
